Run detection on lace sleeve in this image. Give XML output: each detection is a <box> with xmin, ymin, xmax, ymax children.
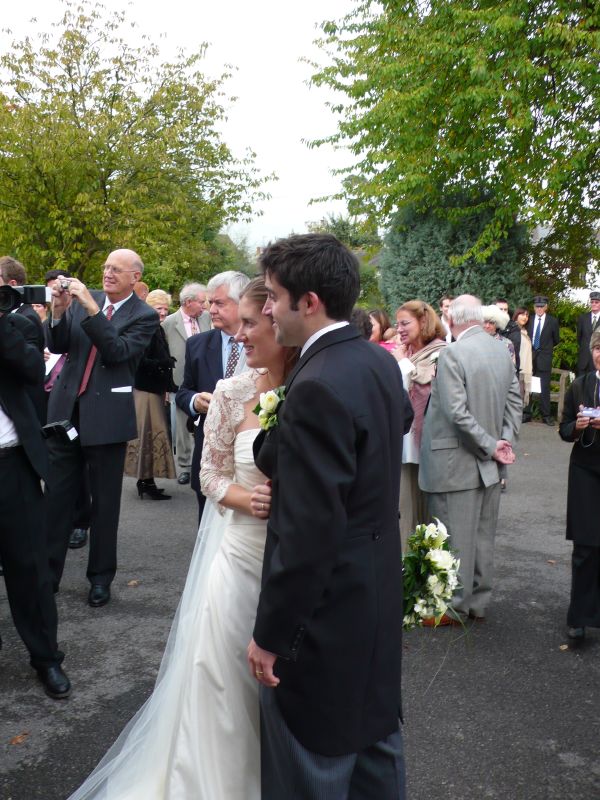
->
<box><xmin>200</xmin><ymin>374</ymin><xmax>253</xmax><ymax>512</ymax></box>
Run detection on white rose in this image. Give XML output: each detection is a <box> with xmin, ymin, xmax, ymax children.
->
<box><xmin>424</xmin><ymin>523</ymin><xmax>438</xmax><ymax>541</ymax></box>
<box><xmin>426</xmin><ymin>548</ymin><xmax>455</xmax><ymax>572</ymax></box>
<box><xmin>427</xmin><ymin>574</ymin><xmax>444</xmax><ymax>596</ymax></box>
<box><xmin>260</xmin><ymin>390</ymin><xmax>280</xmax><ymax>414</ymax></box>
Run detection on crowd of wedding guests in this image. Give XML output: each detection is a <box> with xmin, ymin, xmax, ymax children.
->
<box><xmin>1</xmin><ymin>239</ymin><xmax>599</xmax><ymax>713</ymax></box>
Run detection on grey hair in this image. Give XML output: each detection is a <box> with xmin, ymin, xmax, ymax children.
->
<box><xmin>590</xmin><ymin>329</ymin><xmax>600</xmax><ymax>353</ymax></box>
<box><xmin>481</xmin><ymin>305</ymin><xmax>509</xmax><ymax>331</ymax></box>
<box><xmin>179</xmin><ymin>282</ymin><xmax>206</xmax><ymax>304</ymax></box>
<box><xmin>449</xmin><ymin>295</ymin><xmax>483</xmax><ymax>326</ymax></box>
<box><xmin>206</xmin><ymin>271</ymin><xmax>250</xmax><ymax>303</ymax></box>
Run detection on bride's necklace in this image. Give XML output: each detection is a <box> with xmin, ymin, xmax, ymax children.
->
<box><xmin>256</xmin><ymin>367</ymin><xmax>282</xmax><ymax>392</ymax></box>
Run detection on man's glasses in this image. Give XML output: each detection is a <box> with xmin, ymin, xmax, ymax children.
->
<box><xmin>103</xmin><ymin>265</ymin><xmax>137</xmax><ymax>276</ymax></box>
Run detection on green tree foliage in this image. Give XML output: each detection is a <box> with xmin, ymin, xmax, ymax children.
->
<box><xmin>311</xmin><ymin>1</ymin><xmax>600</xmax><ymax>281</ymax></box>
<box><xmin>551</xmin><ymin>297</ymin><xmax>587</xmax><ymax>370</ymax></box>
<box><xmin>380</xmin><ymin>201</ymin><xmax>530</xmax><ymax>312</ymax></box>
<box><xmin>307</xmin><ymin>212</ymin><xmax>385</xmax><ymax>306</ymax></box>
<box><xmin>0</xmin><ymin>1</ymin><xmax>268</xmax><ymax>289</ymax></box>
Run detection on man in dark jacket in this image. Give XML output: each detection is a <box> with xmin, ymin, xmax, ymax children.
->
<box><xmin>0</xmin><ymin>309</ymin><xmax>70</xmax><ymax>698</ymax></box>
<box><xmin>249</xmin><ymin>234</ymin><xmax>413</xmax><ymax>799</ymax></box>
<box><xmin>576</xmin><ymin>290</ymin><xmax>600</xmax><ymax>376</ymax></box>
<box><xmin>45</xmin><ymin>249</ymin><xmax>158</xmax><ymax>606</ymax></box>
<box><xmin>526</xmin><ymin>295</ymin><xmax>560</xmax><ymax>425</ymax></box>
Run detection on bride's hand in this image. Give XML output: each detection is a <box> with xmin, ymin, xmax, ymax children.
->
<box><xmin>250</xmin><ymin>481</ymin><xmax>272</xmax><ymax>518</ymax></box>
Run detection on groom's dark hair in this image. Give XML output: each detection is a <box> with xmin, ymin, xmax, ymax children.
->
<box><xmin>259</xmin><ymin>233</ymin><xmax>360</xmax><ymax>320</ymax></box>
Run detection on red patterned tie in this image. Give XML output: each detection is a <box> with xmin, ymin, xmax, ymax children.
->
<box><xmin>224</xmin><ymin>337</ymin><xmax>240</xmax><ymax>378</ymax></box>
<box><xmin>78</xmin><ymin>304</ymin><xmax>114</xmax><ymax>396</ymax></box>
<box><xmin>189</xmin><ymin>316</ymin><xmax>199</xmax><ymax>336</ymax></box>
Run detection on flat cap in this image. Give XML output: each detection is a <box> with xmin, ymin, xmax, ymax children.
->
<box><xmin>533</xmin><ymin>295</ymin><xmax>548</xmax><ymax>306</ymax></box>
<box><xmin>589</xmin><ymin>290</ymin><xmax>600</xmax><ymax>301</ymax></box>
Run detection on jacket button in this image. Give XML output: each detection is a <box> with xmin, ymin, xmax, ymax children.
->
<box><xmin>372</xmin><ymin>532</ymin><xmax>380</xmax><ymax>540</ymax></box>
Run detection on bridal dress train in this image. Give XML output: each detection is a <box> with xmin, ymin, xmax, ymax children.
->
<box><xmin>68</xmin><ymin>371</ymin><xmax>266</xmax><ymax>800</ymax></box>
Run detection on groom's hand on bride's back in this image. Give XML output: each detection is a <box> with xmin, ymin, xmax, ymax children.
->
<box><xmin>247</xmin><ymin>638</ymin><xmax>279</xmax><ymax>688</ymax></box>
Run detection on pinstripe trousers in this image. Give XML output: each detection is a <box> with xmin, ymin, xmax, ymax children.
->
<box><xmin>259</xmin><ymin>685</ymin><xmax>406</xmax><ymax>799</ymax></box>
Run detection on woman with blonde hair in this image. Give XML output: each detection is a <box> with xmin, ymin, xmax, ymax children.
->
<box><xmin>393</xmin><ymin>299</ymin><xmax>447</xmax><ymax>549</ymax></box>
<box><xmin>481</xmin><ymin>305</ymin><xmax>516</xmax><ymax>365</ymax></box>
<box><xmin>124</xmin><ymin>289</ymin><xmax>177</xmax><ymax>498</ymax></box>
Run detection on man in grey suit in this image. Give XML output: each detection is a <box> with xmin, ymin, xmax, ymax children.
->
<box><xmin>161</xmin><ymin>283</ymin><xmax>210</xmax><ymax>484</ymax></box>
<box><xmin>419</xmin><ymin>295</ymin><xmax>522</xmax><ymax>622</ymax></box>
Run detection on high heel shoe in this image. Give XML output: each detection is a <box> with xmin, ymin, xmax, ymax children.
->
<box><xmin>136</xmin><ymin>479</ymin><xmax>171</xmax><ymax>500</ymax></box>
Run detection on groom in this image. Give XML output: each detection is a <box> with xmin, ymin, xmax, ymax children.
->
<box><xmin>249</xmin><ymin>234</ymin><xmax>412</xmax><ymax>798</ymax></box>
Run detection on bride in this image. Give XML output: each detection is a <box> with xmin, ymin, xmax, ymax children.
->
<box><xmin>68</xmin><ymin>277</ymin><xmax>296</xmax><ymax>799</ymax></box>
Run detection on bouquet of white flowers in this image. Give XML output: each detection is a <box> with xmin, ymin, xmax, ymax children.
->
<box><xmin>402</xmin><ymin>518</ymin><xmax>460</xmax><ymax>629</ymax></box>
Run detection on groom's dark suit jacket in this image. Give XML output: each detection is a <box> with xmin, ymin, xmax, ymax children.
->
<box><xmin>254</xmin><ymin>325</ymin><xmax>413</xmax><ymax>757</ymax></box>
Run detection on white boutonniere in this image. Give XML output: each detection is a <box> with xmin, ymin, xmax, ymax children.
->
<box><xmin>253</xmin><ymin>386</ymin><xmax>285</xmax><ymax>431</ymax></box>
<box><xmin>430</xmin><ymin>351</ymin><xmax>440</xmax><ymax>364</ymax></box>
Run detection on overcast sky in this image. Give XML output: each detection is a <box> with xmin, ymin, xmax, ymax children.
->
<box><xmin>1</xmin><ymin>0</ymin><xmax>355</xmax><ymax>252</ymax></box>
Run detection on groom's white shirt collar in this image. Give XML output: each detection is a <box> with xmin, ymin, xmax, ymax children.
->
<box><xmin>301</xmin><ymin>321</ymin><xmax>349</xmax><ymax>357</ymax></box>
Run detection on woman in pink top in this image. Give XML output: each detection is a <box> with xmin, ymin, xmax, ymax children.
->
<box><xmin>369</xmin><ymin>308</ymin><xmax>397</xmax><ymax>351</ymax></box>
<box><xmin>392</xmin><ymin>300</ymin><xmax>447</xmax><ymax>550</ymax></box>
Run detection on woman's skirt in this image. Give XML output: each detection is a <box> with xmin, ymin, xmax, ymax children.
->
<box><xmin>124</xmin><ymin>390</ymin><xmax>176</xmax><ymax>480</ymax></box>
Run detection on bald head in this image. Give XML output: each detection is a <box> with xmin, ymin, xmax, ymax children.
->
<box><xmin>102</xmin><ymin>248</ymin><xmax>144</xmax><ymax>302</ymax></box>
<box><xmin>107</xmin><ymin>248</ymin><xmax>144</xmax><ymax>272</ymax></box>
<box><xmin>448</xmin><ymin>294</ymin><xmax>483</xmax><ymax>336</ymax></box>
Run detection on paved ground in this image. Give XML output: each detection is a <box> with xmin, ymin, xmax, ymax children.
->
<box><xmin>1</xmin><ymin>421</ymin><xmax>599</xmax><ymax>799</ymax></box>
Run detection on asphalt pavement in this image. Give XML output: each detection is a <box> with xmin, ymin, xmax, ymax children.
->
<box><xmin>1</xmin><ymin>421</ymin><xmax>599</xmax><ymax>800</ymax></box>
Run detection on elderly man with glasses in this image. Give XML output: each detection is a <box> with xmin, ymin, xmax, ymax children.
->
<box><xmin>45</xmin><ymin>249</ymin><xmax>158</xmax><ymax>607</ymax></box>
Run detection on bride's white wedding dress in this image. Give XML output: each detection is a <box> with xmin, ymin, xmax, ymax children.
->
<box><xmin>68</xmin><ymin>371</ymin><xmax>265</xmax><ymax>799</ymax></box>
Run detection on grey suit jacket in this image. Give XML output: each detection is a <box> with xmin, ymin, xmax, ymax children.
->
<box><xmin>419</xmin><ymin>325</ymin><xmax>522</xmax><ymax>493</ymax></box>
<box><xmin>161</xmin><ymin>308</ymin><xmax>211</xmax><ymax>388</ymax></box>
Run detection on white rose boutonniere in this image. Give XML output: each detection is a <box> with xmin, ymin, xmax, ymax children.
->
<box><xmin>253</xmin><ymin>386</ymin><xmax>286</xmax><ymax>431</ymax></box>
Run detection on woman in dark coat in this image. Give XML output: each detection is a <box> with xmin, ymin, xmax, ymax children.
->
<box><xmin>124</xmin><ymin>290</ymin><xmax>177</xmax><ymax>499</ymax></box>
<box><xmin>558</xmin><ymin>329</ymin><xmax>600</xmax><ymax>641</ymax></box>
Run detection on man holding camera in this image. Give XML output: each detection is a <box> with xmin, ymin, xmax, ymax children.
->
<box><xmin>45</xmin><ymin>249</ymin><xmax>158</xmax><ymax>606</ymax></box>
<box><xmin>0</xmin><ymin>255</ymin><xmax>45</xmax><ymax>353</ymax></box>
<box><xmin>0</xmin><ymin>303</ymin><xmax>70</xmax><ymax>698</ymax></box>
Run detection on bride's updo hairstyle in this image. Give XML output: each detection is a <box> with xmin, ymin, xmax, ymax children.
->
<box><xmin>239</xmin><ymin>276</ymin><xmax>299</xmax><ymax>378</ymax></box>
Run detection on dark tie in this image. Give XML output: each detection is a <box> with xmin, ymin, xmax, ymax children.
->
<box><xmin>533</xmin><ymin>318</ymin><xmax>541</xmax><ymax>350</ymax></box>
<box><xmin>78</xmin><ymin>304</ymin><xmax>114</xmax><ymax>396</ymax></box>
<box><xmin>224</xmin><ymin>337</ymin><xmax>240</xmax><ymax>378</ymax></box>
<box><xmin>592</xmin><ymin>314</ymin><xmax>599</xmax><ymax>331</ymax></box>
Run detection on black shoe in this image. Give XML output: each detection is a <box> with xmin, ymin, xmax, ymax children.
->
<box><xmin>177</xmin><ymin>471</ymin><xmax>190</xmax><ymax>485</ymax></box>
<box><xmin>36</xmin><ymin>664</ymin><xmax>71</xmax><ymax>699</ymax></box>
<box><xmin>543</xmin><ymin>416</ymin><xmax>555</xmax><ymax>426</ymax></box>
<box><xmin>567</xmin><ymin>626</ymin><xmax>585</xmax><ymax>640</ymax></box>
<box><xmin>88</xmin><ymin>584</ymin><xmax>110</xmax><ymax>607</ymax></box>
<box><xmin>522</xmin><ymin>413</ymin><xmax>532</xmax><ymax>423</ymax></box>
<box><xmin>136</xmin><ymin>479</ymin><xmax>171</xmax><ymax>500</ymax></box>
<box><xmin>68</xmin><ymin>528</ymin><xmax>88</xmax><ymax>549</ymax></box>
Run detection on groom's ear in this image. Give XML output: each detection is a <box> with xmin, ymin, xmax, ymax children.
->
<box><xmin>303</xmin><ymin>291</ymin><xmax>321</xmax><ymax>316</ymax></box>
